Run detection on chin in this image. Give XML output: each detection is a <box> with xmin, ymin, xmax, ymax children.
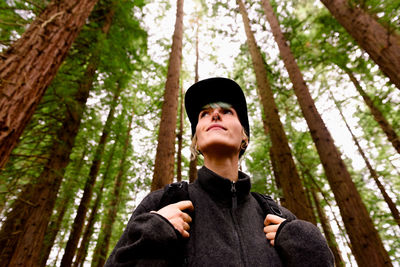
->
<box><xmin>201</xmin><ymin>143</ymin><xmax>240</xmax><ymax>157</ymax></box>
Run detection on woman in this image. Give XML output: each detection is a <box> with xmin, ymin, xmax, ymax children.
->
<box><xmin>105</xmin><ymin>77</ymin><xmax>334</xmax><ymax>266</ymax></box>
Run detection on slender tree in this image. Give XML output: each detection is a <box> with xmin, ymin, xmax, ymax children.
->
<box><xmin>319</xmin><ymin>0</ymin><xmax>400</xmax><ymax>90</ymax></box>
<box><xmin>260</xmin><ymin>0</ymin><xmax>392</xmax><ymax>265</ymax></box>
<box><xmin>237</xmin><ymin>0</ymin><xmax>314</xmax><ymax>222</ymax></box>
<box><xmin>330</xmin><ymin>91</ymin><xmax>400</xmax><ymax>228</ymax></box>
<box><xmin>0</xmin><ymin>0</ymin><xmax>99</xmax><ymax>168</ymax></box>
<box><xmin>72</xmin><ymin>139</ymin><xmax>118</xmax><ymax>267</ymax></box>
<box><xmin>91</xmin><ymin>108</ymin><xmax>134</xmax><ymax>267</ymax></box>
<box><xmin>310</xmin><ymin>184</ymin><xmax>345</xmax><ymax>267</ymax></box>
<box><xmin>151</xmin><ymin>0</ymin><xmax>184</xmax><ymax>191</ymax></box>
<box><xmin>39</xmin><ymin>148</ymin><xmax>88</xmax><ymax>267</ymax></box>
<box><xmin>176</xmin><ymin>84</ymin><xmax>184</xmax><ymax>182</ymax></box>
<box><xmin>343</xmin><ymin>68</ymin><xmax>400</xmax><ymax>154</ymax></box>
<box><xmin>188</xmin><ymin>15</ymin><xmax>200</xmax><ymax>183</ymax></box>
<box><xmin>0</xmin><ymin>14</ymin><xmax>112</xmax><ymax>262</ymax></box>
<box><xmin>60</xmin><ymin>82</ymin><xmax>122</xmax><ymax>267</ymax></box>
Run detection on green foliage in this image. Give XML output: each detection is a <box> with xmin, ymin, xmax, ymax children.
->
<box><xmin>1</xmin><ymin>0</ymin><xmax>399</xmax><ymax>264</ymax></box>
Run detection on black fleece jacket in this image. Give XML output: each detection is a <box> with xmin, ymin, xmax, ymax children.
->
<box><xmin>105</xmin><ymin>166</ymin><xmax>334</xmax><ymax>266</ymax></box>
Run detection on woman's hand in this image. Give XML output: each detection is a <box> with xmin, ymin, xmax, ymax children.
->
<box><xmin>264</xmin><ymin>214</ymin><xmax>286</xmax><ymax>246</ymax></box>
<box><xmin>152</xmin><ymin>200</ymin><xmax>194</xmax><ymax>238</ymax></box>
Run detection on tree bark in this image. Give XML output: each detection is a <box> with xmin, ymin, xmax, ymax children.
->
<box><xmin>330</xmin><ymin>90</ymin><xmax>400</xmax><ymax>228</ymax></box>
<box><xmin>60</xmin><ymin>82</ymin><xmax>121</xmax><ymax>267</ymax></box>
<box><xmin>176</xmin><ymin>84</ymin><xmax>184</xmax><ymax>182</ymax></box>
<box><xmin>91</xmin><ymin>108</ymin><xmax>134</xmax><ymax>267</ymax></box>
<box><xmin>238</xmin><ymin>0</ymin><xmax>314</xmax><ymax>222</ymax></box>
<box><xmin>72</xmin><ymin>140</ymin><xmax>118</xmax><ymax>267</ymax></box>
<box><xmin>39</xmin><ymin>196</ymin><xmax>71</xmax><ymax>267</ymax></box>
<box><xmin>344</xmin><ymin>68</ymin><xmax>400</xmax><ymax>154</ymax></box>
<box><xmin>319</xmin><ymin>0</ymin><xmax>400</xmax><ymax>90</ymax></box>
<box><xmin>0</xmin><ymin>0</ymin><xmax>98</xmax><ymax>168</ymax></box>
<box><xmin>39</xmin><ymin>148</ymin><xmax>87</xmax><ymax>267</ymax></box>
<box><xmin>0</xmin><ymin>48</ymin><xmax>95</xmax><ymax>267</ymax></box>
<box><xmin>310</xmin><ymin>185</ymin><xmax>345</xmax><ymax>267</ymax></box>
<box><xmin>151</xmin><ymin>0</ymin><xmax>184</xmax><ymax>191</ymax></box>
<box><xmin>189</xmin><ymin>20</ymin><xmax>200</xmax><ymax>183</ymax></box>
<box><xmin>260</xmin><ymin>0</ymin><xmax>392</xmax><ymax>265</ymax></box>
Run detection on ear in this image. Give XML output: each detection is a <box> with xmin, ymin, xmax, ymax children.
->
<box><xmin>240</xmin><ymin>138</ymin><xmax>248</xmax><ymax>150</ymax></box>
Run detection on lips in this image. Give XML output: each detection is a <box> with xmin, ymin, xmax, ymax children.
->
<box><xmin>207</xmin><ymin>124</ymin><xmax>226</xmax><ymax>131</ymax></box>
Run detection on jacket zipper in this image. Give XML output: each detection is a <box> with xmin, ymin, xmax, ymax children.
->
<box><xmin>231</xmin><ymin>181</ymin><xmax>237</xmax><ymax>209</ymax></box>
<box><xmin>230</xmin><ymin>181</ymin><xmax>245</xmax><ymax>266</ymax></box>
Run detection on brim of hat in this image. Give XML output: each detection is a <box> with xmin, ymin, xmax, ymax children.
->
<box><xmin>184</xmin><ymin>77</ymin><xmax>250</xmax><ymax>140</ymax></box>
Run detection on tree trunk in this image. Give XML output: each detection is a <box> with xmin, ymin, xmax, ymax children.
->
<box><xmin>0</xmin><ymin>37</ymin><xmax>103</xmax><ymax>265</ymax></box>
<box><xmin>39</xmin><ymin>148</ymin><xmax>87</xmax><ymax>267</ymax></box>
<box><xmin>91</xmin><ymin>108</ymin><xmax>134</xmax><ymax>267</ymax></box>
<box><xmin>310</xmin><ymin>185</ymin><xmax>345</xmax><ymax>267</ymax></box>
<box><xmin>311</xmin><ymin>176</ymin><xmax>355</xmax><ymax>266</ymax></box>
<box><xmin>263</xmin><ymin>117</ymin><xmax>284</xmax><ymax>204</ymax></box>
<box><xmin>151</xmin><ymin>0</ymin><xmax>184</xmax><ymax>191</ymax></box>
<box><xmin>330</xmin><ymin>90</ymin><xmax>400</xmax><ymax>228</ymax></box>
<box><xmin>176</xmin><ymin>84</ymin><xmax>184</xmax><ymax>182</ymax></box>
<box><xmin>72</xmin><ymin>139</ymin><xmax>118</xmax><ymax>267</ymax></box>
<box><xmin>344</xmin><ymin>68</ymin><xmax>400</xmax><ymax>154</ymax></box>
<box><xmin>60</xmin><ymin>83</ymin><xmax>121</xmax><ymax>267</ymax></box>
<box><xmin>303</xmin><ymin>181</ymin><xmax>318</xmax><ymax>225</ymax></box>
<box><xmin>189</xmin><ymin>20</ymin><xmax>200</xmax><ymax>183</ymax></box>
<box><xmin>237</xmin><ymin>0</ymin><xmax>314</xmax><ymax>222</ymax></box>
<box><xmin>0</xmin><ymin>0</ymin><xmax>98</xmax><ymax>169</ymax></box>
<box><xmin>260</xmin><ymin>0</ymin><xmax>392</xmax><ymax>265</ymax></box>
<box><xmin>319</xmin><ymin>0</ymin><xmax>400</xmax><ymax>90</ymax></box>
<box><xmin>39</xmin><ymin>195</ymin><xmax>71</xmax><ymax>267</ymax></box>
<box><xmin>299</xmin><ymin>161</ymin><xmax>344</xmax><ymax>266</ymax></box>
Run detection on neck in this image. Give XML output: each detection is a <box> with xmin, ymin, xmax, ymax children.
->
<box><xmin>203</xmin><ymin>154</ymin><xmax>239</xmax><ymax>182</ymax></box>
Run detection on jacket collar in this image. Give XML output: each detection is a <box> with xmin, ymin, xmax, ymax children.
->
<box><xmin>196</xmin><ymin>166</ymin><xmax>251</xmax><ymax>206</ymax></box>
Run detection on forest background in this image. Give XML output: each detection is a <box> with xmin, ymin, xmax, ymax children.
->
<box><xmin>0</xmin><ymin>0</ymin><xmax>399</xmax><ymax>266</ymax></box>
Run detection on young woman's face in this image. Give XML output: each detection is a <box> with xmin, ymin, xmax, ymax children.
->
<box><xmin>195</xmin><ymin>105</ymin><xmax>243</xmax><ymax>157</ymax></box>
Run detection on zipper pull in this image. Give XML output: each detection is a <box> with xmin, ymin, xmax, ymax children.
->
<box><xmin>231</xmin><ymin>181</ymin><xmax>237</xmax><ymax>210</ymax></box>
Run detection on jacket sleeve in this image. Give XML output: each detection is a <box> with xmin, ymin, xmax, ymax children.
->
<box><xmin>104</xmin><ymin>190</ymin><xmax>183</xmax><ymax>267</ymax></box>
<box><xmin>274</xmin><ymin>208</ymin><xmax>334</xmax><ymax>267</ymax></box>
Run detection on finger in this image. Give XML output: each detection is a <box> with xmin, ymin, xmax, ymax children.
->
<box><xmin>264</xmin><ymin>214</ymin><xmax>285</xmax><ymax>226</ymax></box>
<box><xmin>266</xmin><ymin>232</ymin><xmax>276</xmax><ymax>240</ymax></box>
<box><xmin>263</xmin><ymin>224</ymin><xmax>279</xmax><ymax>233</ymax></box>
<box><xmin>183</xmin><ymin>221</ymin><xmax>190</xmax><ymax>231</ymax></box>
<box><xmin>181</xmin><ymin>230</ymin><xmax>190</xmax><ymax>238</ymax></box>
<box><xmin>175</xmin><ymin>200</ymin><xmax>194</xmax><ymax>211</ymax></box>
<box><xmin>270</xmin><ymin>239</ymin><xmax>275</xmax><ymax>246</ymax></box>
<box><xmin>181</xmin><ymin>212</ymin><xmax>192</xmax><ymax>223</ymax></box>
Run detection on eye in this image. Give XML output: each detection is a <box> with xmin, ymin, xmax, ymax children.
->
<box><xmin>222</xmin><ymin>108</ymin><xmax>234</xmax><ymax>115</ymax></box>
<box><xmin>199</xmin><ymin>110</ymin><xmax>210</xmax><ymax>118</ymax></box>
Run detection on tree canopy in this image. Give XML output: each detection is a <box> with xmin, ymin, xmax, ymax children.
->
<box><xmin>0</xmin><ymin>0</ymin><xmax>399</xmax><ymax>266</ymax></box>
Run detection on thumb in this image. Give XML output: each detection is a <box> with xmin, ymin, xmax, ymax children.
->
<box><xmin>264</xmin><ymin>214</ymin><xmax>285</xmax><ymax>226</ymax></box>
<box><xmin>175</xmin><ymin>200</ymin><xmax>194</xmax><ymax>211</ymax></box>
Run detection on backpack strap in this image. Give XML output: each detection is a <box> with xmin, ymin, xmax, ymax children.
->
<box><xmin>158</xmin><ymin>181</ymin><xmax>190</xmax><ymax>210</ymax></box>
<box><xmin>251</xmin><ymin>192</ymin><xmax>283</xmax><ymax>217</ymax></box>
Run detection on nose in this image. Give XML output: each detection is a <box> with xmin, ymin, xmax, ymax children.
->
<box><xmin>211</xmin><ymin>109</ymin><xmax>221</xmax><ymax>121</ymax></box>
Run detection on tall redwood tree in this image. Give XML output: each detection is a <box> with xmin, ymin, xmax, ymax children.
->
<box><xmin>319</xmin><ymin>0</ymin><xmax>400</xmax><ymax>90</ymax></box>
<box><xmin>343</xmin><ymin>68</ymin><xmax>400</xmax><ymax>154</ymax></box>
<box><xmin>188</xmin><ymin>16</ymin><xmax>200</xmax><ymax>183</ymax></box>
<box><xmin>330</xmin><ymin>91</ymin><xmax>400</xmax><ymax>228</ymax></box>
<box><xmin>60</xmin><ymin>82</ymin><xmax>122</xmax><ymax>267</ymax></box>
<box><xmin>237</xmin><ymin>0</ymin><xmax>314</xmax><ymax>222</ymax></box>
<box><xmin>260</xmin><ymin>0</ymin><xmax>392</xmax><ymax>265</ymax></box>
<box><xmin>0</xmin><ymin>0</ymin><xmax>98</xmax><ymax>168</ymax></box>
<box><xmin>151</xmin><ymin>0</ymin><xmax>184</xmax><ymax>191</ymax></box>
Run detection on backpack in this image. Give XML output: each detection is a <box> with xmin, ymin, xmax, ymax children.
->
<box><xmin>157</xmin><ymin>181</ymin><xmax>284</xmax><ymax>266</ymax></box>
<box><xmin>157</xmin><ymin>181</ymin><xmax>283</xmax><ymax>217</ymax></box>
